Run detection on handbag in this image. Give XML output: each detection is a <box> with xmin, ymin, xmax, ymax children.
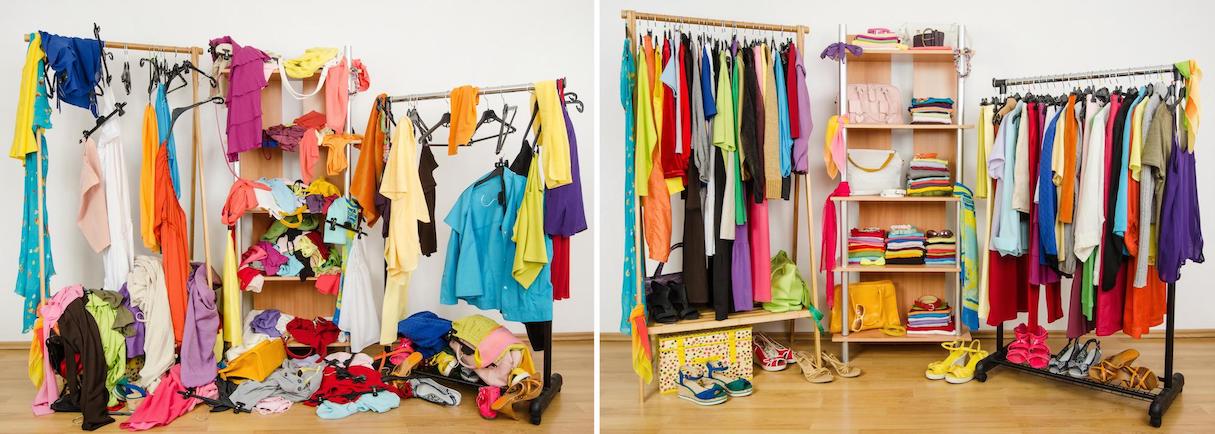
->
<box><xmin>846</xmin><ymin>83</ymin><xmax>903</xmax><ymax>124</ymax></box>
<box><xmin>846</xmin><ymin>148</ymin><xmax>906</xmax><ymax>195</ymax></box>
<box><xmin>913</xmin><ymin>28</ymin><xmax>946</xmax><ymax>48</ymax></box>
<box><xmin>830</xmin><ymin>280</ymin><xmax>904</xmax><ymax>336</ymax></box>
<box><xmin>657</xmin><ymin>326</ymin><xmax>752</xmax><ymax>393</ymax></box>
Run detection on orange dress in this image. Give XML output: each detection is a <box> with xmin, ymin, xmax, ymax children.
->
<box><xmin>154</xmin><ymin>143</ymin><xmax>189</xmax><ymax>343</ymax></box>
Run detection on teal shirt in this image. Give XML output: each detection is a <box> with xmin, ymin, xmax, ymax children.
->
<box><xmin>993</xmin><ymin>102</ymin><xmax>1025</xmax><ymax>256</ymax></box>
<box><xmin>440</xmin><ymin>170</ymin><xmax>553</xmax><ymax>323</ymax></box>
<box><xmin>773</xmin><ymin>48</ymin><xmax>792</xmax><ymax>177</ymax></box>
<box><xmin>154</xmin><ymin>83</ymin><xmax>181</xmax><ymax>197</ymax></box>
<box><xmin>1113</xmin><ymin>86</ymin><xmax>1146</xmax><ymax>239</ymax></box>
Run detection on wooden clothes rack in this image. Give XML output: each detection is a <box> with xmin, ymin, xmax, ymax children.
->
<box><xmin>21</xmin><ymin>33</ymin><xmax>215</xmax><ymax>295</ymax></box>
<box><xmin>621</xmin><ymin>10</ymin><xmax>819</xmax><ymax>403</ymax></box>
<box><xmin>974</xmin><ymin>64</ymin><xmax>1186</xmax><ymax>428</ymax></box>
<box><xmin>384</xmin><ymin>81</ymin><xmax>579</xmax><ymax>425</ymax></box>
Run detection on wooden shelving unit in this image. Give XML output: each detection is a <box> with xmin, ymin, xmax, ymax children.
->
<box><xmin>646</xmin><ymin>309</ymin><xmax>813</xmax><ymax>336</ymax></box>
<box><xmin>231</xmin><ymin>59</ymin><xmax>354</xmax><ymax>321</ymax></box>
<box><xmin>832</xmin><ymin>25</ymin><xmax>969</xmax><ymax>362</ymax></box>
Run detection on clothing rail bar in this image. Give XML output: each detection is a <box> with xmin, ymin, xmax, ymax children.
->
<box><xmin>992</xmin><ymin>64</ymin><xmax>1176</xmax><ymax>89</ymax></box>
<box><xmin>387</xmin><ymin>83</ymin><xmax>537</xmax><ymax>103</ymax></box>
<box><xmin>621</xmin><ymin>10</ymin><xmax>808</xmax><ymax>33</ymax></box>
<box><xmin>22</xmin><ymin>34</ymin><xmax>200</xmax><ymax>54</ymax></box>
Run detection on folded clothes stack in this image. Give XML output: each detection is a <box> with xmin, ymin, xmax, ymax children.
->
<box><xmin>907</xmin><ymin>296</ymin><xmax>956</xmax><ymax>335</ymax></box>
<box><xmin>848</xmin><ymin>227</ymin><xmax>887</xmax><ymax>266</ymax></box>
<box><xmin>852</xmin><ymin>28</ymin><xmax>907</xmax><ymax>50</ymax></box>
<box><xmin>909</xmin><ymin>97</ymin><xmax>954</xmax><ymax>124</ymax></box>
<box><xmin>885</xmin><ymin>224</ymin><xmax>925</xmax><ymax>265</ymax></box>
<box><xmin>925</xmin><ymin>229</ymin><xmax>957</xmax><ymax>265</ymax></box>
<box><xmin>907</xmin><ymin>154</ymin><xmax>952</xmax><ymax>197</ymax></box>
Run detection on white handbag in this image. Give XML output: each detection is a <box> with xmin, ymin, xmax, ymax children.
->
<box><xmin>846</xmin><ymin>149</ymin><xmax>905</xmax><ymax>195</ymax></box>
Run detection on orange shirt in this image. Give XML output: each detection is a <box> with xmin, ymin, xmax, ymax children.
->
<box><xmin>154</xmin><ymin>143</ymin><xmax>189</xmax><ymax>343</ymax></box>
<box><xmin>447</xmin><ymin>85</ymin><xmax>480</xmax><ymax>155</ymax></box>
<box><xmin>351</xmin><ymin>94</ymin><xmax>388</xmax><ymax>225</ymax></box>
<box><xmin>1059</xmin><ymin>95</ymin><xmax>1078</xmax><ymax>222</ymax></box>
<box><xmin>140</xmin><ymin>104</ymin><xmax>160</xmax><ymax>252</ymax></box>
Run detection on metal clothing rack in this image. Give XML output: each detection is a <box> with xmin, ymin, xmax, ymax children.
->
<box><xmin>383</xmin><ymin>81</ymin><xmax>578</xmax><ymax>425</ymax></box>
<box><xmin>621</xmin><ymin>10</ymin><xmax>819</xmax><ymax>403</ymax></box>
<box><xmin>975</xmin><ymin>64</ymin><xmax>1185</xmax><ymax>428</ymax></box>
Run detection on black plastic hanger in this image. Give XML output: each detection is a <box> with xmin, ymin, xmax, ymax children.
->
<box><xmin>167</xmin><ymin>96</ymin><xmax>224</xmax><ymax>132</ymax></box>
<box><xmin>82</xmin><ymin>102</ymin><xmax>126</xmax><ymax>139</ymax></box>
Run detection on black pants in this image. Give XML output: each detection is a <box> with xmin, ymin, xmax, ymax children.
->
<box><xmin>48</xmin><ymin>297</ymin><xmax>114</xmax><ymax>431</ymax></box>
<box><xmin>710</xmin><ymin>147</ymin><xmax>733</xmax><ymax>320</ymax></box>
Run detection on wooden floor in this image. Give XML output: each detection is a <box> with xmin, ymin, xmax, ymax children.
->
<box><xmin>601</xmin><ymin>336</ymin><xmax>1214</xmax><ymax>433</ymax></box>
<box><xmin>0</xmin><ymin>341</ymin><xmax>592</xmax><ymax>433</ymax></box>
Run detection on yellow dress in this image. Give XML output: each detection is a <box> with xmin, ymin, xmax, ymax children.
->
<box><xmin>379</xmin><ymin>119</ymin><xmax>429</xmax><ymax>344</ymax></box>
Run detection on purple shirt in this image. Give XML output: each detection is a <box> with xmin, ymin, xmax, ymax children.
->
<box><xmin>543</xmin><ymin>79</ymin><xmax>588</xmax><ymax>237</ymax></box>
<box><xmin>118</xmin><ymin>283</ymin><xmax>145</xmax><ymax>358</ymax></box>
<box><xmin>180</xmin><ymin>264</ymin><xmax>220</xmax><ymax>388</ymax></box>
<box><xmin>792</xmin><ymin>47</ymin><xmax>813</xmax><ymax>173</ymax></box>
<box><xmin>213</xmin><ymin>36</ymin><xmax>269</xmax><ymax>161</ymax></box>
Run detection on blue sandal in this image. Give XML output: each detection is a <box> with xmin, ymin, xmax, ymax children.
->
<box><xmin>704</xmin><ymin>361</ymin><xmax>753</xmax><ymax>397</ymax></box>
<box><xmin>677</xmin><ymin>366</ymin><xmax>727</xmax><ymax>405</ymax></box>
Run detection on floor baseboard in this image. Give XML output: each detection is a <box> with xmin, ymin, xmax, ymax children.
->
<box><xmin>0</xmin><ymin>332</ymin><xmax>595</xmax><ymax>350</ymax></box>
<box><xmin>598</xmin><ymin>328</ymin><xmax>1215</xmax><ymax>342</ymax></box>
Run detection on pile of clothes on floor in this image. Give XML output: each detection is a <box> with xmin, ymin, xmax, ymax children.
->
<box><xmin>925</xmin><ymin>229</ymin><xmax>957</xmax><ymax>266</ymax></box>
<box><xmin>885</xmin><ymin>224</ymin><xmax>926</xmax><ymax>265</ymax></box>
<box><xmin>848</xmin><ymin>227</ymin><xmax>887</xmax><ymax>266</ymax></box>
<box><xmin>852</xmin><ymin>27</ymin><xmax>906</xmax><ymax>50</ymax></box>
<box><xmin>906</xmin><ymin>154</ymin><xmax>952</xmax><ymax>197</ymax></box>
<box><xmin>907</xmin><ymin>295</ymin><xmax>957</xmax><ymax>335</ymax></box>
<box><xmin>908</xmin><ymin>97</ymin><xmax>954</xmax><ymax>124</ymax></box>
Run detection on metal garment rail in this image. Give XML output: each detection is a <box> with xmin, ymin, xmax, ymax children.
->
<box><xmin>621</xmin><ymin>10</ymin><xmax>819</xmax><ymax>404</ymax></box>
<box><xmin>387</xmin><ymin>83</ymin><xmax>537</xmax><ymax>103</ymax></box>
<box><xmin>975</xmin><ymin>64</ymin><xmax>1186</xmax><ymax>428</ymax></box>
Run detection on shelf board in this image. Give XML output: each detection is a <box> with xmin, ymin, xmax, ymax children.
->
<box><xmin>261</xmin><ymin>276</ymin><xmax>318</xmax><ymax>282</ymax></box>
<box><xmin>844</xmin><ymin>123</ymin><xmax>973</xmax><ymax>130</ymax></box>
<box><xmin>831</xmin><ymin>328</ymin><xmax>970</xmax><ymax>343</ymax></box>
<box><xmin>646</xmin><ymin>308</ymin><xmax>812</xmax><ymax>335</ymax></box>
<box><xmin>834</xmin><ymin>265</ymin><xmax>959</xmax><ymax>273</ymax></box>
<box><xmin>832</xmin><ymin>196</ymin><xmax>958</xmax><ymax>203</ymax></box>
<box><xmin>846</xmin><ymin>48</ymin><xmax>956</xmax><ymax>62</ymax></box>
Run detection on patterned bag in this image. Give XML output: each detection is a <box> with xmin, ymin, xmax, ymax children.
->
<box><xmin>656</xmin><ymin>326</ymin><xmax>752</xmax><ymax>393</ymax></box>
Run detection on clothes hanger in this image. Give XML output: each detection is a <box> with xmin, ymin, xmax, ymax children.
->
<box><xmin>167</xmin><ymin>96</ymin><xmax>224</xmax><ymax>132</ymax></box>
<box><xmin>82</xmin><ymin>102</ymin><xmax>127</xmax><ymax>139</ymax></box>
<box><xmin>121</xmin><ymin>48</ymin><xmax>131</xmax><ymax>96</ymax></box>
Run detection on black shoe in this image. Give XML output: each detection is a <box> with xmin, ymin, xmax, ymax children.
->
<box><xmin>666</xmin><ymin>281</ymin><xmax>702</xmax><ymax>320</ymax></box>
<box><xmin>647</xmin><ymin>282</ymin><xmax>679</xmax><ymax>324</ymax></box>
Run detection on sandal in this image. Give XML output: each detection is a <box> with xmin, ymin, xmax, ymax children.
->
<box><xmin>945</xmin><ymin>347</ymin><xmax>990</xmax><ymax>384</ymax></box>
<box><xmin>704</xmin><ymin>361</ymin><xmax>754</xmax><ymax>396</ymax></box>
<box><xmin>408</xmin><ymin>378</ymin><xmax>462</xmax><ymax>406</ymax></box>
<box><xmin>794</xmin><ymin>351</ymin><xmax>833</xmax><ymax>383</ymax></box>
<box><xmin>1089</xmin><ymin>349</ymin><xmax>1140</xmax><ymax>383</ymax></box>
<box><xmin>926</xmin><ymin>340</ymin><xmax>980</xmax><ymax>380</ymax></box>
<box><xmin>476</xmin><ymin>386</ymin><xmax>500</xmax><ymax>419</ymax></box>
<box><xmin>820</xmin><ymin>352</ymin><xmax>861</xmax><ymax>378</ymax></box>
<box><xmin>752</xmin><ymin>333</ymin><xmax>790</xmax><ymax>372</ymax></box>
<box><xmin>1066</xmin><ymin>339</ymin><xmax>1102</xmax><ymax>378</ymax></box>
<box><xmin>491</xmin><ymin>376</ymin><xmax>544</xmax><ymax>420</ymax></box>
<box><xmin>1048</xmin><ymin>338</ymin><xmax>1079</xmax><ymax>374</ymax></box>
<box><xmin>676</xmin><ymin>366</ymin><xmax>728</xmax><ymax>406</ymax></box>
<box><xmin>1024</xmin><ymin>328</ymin><xmax>1052</xmax><ymax>370</ymax></box>
<box><xmin>1005</xmin><ymin>323</ymin><xmax>1032</xmax><ymax>364</ymax></box>
<box><xmin>390</xmin><ymin>352</ymin><xmax>423</xmax><ymax>377</ymax></box>
<box><xmin>1122</xmin><ymin>366</ymin><xmax>1159</xmax><ymax>391</ymax></box>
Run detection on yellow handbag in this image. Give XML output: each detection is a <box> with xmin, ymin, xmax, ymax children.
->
<box><xmin>830</xmin><ymin>280</ymin><xmax>905</xmax><ymax>336</ymax></box>
<box><xmin>217</xmin><ymin>338</ymin><xmax>287</xmax><ymax>384</ymax></box>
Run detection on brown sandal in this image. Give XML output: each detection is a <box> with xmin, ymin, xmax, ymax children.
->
<box><xmin>1088</xmin><ymin>349</ymin><xmax>1140</xmax><ymax>383</ymax></box>
<box><xmin>794</xmin><ymin>351</ymin><xmax>833</xmax><ymax>383</ymax></box>
<box><xmin>1122</xmin><ymin>366</ymin><xmax>1159</xmax><ymax>391</ymax></box>
<box><xmin>491</xmin><ymin>376</ymin><xmax>544</xmax><ymax>420</ymax></box>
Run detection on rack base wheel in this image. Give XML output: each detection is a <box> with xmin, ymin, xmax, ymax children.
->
<box><xmin>973</xmin><ymin>350</ymin><xmax>1004</xmax><ymax>383</ymax></box>
<box><xmin>528</xmin><ymin>373</ymin><xmax>563</xmax><ymax>425</ymax></box>
<box><xmin>1148</xmin><ymin>372</ymin><xmax>1185</xmax><ymax>428</ymax></box>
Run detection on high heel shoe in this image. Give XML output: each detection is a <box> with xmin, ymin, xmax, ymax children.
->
<box><xmin>945</xmin><ymin>346</ymin><xmax>990</xmax><ymax>384</ymax></box>
<box><xmin>752</xmin><ymin>333</ymin><xmax>789</xmax><ymax>372</ymax></box>
<box><xmin>676</xmin><ymin>365</ymin><xmax>728</xmax><ymax>406</ymax></box>
<box><xmin>647</xmin><ymin>282</ymin><xmax>679</xmax><ymax>324</ymax></box>
<box><xmin>1024</xmin><ymin>326</ymin><xmax>1051</xmax><ymax>369</ymax></box>
<box><xmin>1066</xmin><ymin>339</ymin><xmax>1101</xmax><ymax>378</ymax></box>
<box><xmin>926</xmin><ymin>340</ymin><xmax>980</xmax><ymax>380</ymax></box>
<box><xmin>1005</xmin><ymin>323</ymin><xmax>1032</xmax><ymax>364</ymax></box>
<box><xmin>820</xmin><ymin>352</ymin><xmax>861</xmax><ymax>378</ymax></box>
<box><xmin>703</xmin><ymin>361</ymin><xmax>753</xmax><ymax>396</ymax></box>
<box><xmin>1048</xmin><ymin>338</ymin><xmax>1079</xmax><ymax>374</ymax></box>
<box><xmin>793</xmin><ymin>351</ymin><xmax>833</xmax><ymax>383</ymax></box>
<box><xmin>666</xmin><ymin>280</ymin><xmax>701</xmax><ymax>321</ymax></box>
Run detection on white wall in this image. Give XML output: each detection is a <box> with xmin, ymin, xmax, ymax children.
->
<box><xmin>0</xmin><ymin>0</ymin><xmax>595</xmax><ymax>341</ymax></box>
<box><xmin>598</xmin><ymin>0</ymin><xmax>1215</xmax><ymax>332</ymax></box>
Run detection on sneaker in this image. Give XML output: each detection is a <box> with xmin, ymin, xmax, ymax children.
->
<box><xmin>477</xmin><ymin>386</ymin><xmax>501</xmax><ymax>419</ymax></box>
<box><xmin>408</xmin><ymin>378</ymin><xmax>461</xmax><ymax>406</ymax></box>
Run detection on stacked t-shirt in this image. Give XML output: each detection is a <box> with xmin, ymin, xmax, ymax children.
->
<box><xmin>907</xmin><ymin>155</ymin><xmax>952</xmax><ymax>196</ymax></box>
<box><xmin>907</xmin><ymin>300</ymin><xmax>956</xmax><ymax>335</ymax></box>
<box><xmin>909</xmin><ymin>97</ymin><xmax>954</xmax><ymax>124</ymax></box>
<box><xmin>848</xmin><ymin>227</ymin><xmax>886</xmax><ymax>266</ymax></box>
<box><xmin>852</xmin><ymin>30</ymin><xmax>907</xmax><ymax>50</ymax></box>
<box><xmin>885</xmin><ymin>225</ymin><xmax>925</xmax><ymax>265</ymax></box>
<box><xmin>925</xmin><ymin>232</ymin><xmax>957</xmax><ymax>265</ymax></box>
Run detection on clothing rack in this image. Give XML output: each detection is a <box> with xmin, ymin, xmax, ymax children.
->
<box><xmin>621</xmin><ymin>11</ymin><xmax>819</xmax><ymax>403</ymax></box>
<box><xmin>974</xmin><ymin>64</ymin><xmax>1185</xmax><ymax>428</ymax></box>
<box><xmin>20</xmin><ymin>32</ymin><xmax>215</xmax><ymax>292</ymax></box>
<box><xmin>381</xmin><ymin>81</ymin><xmax>576</xmax><ymax>425</ymax></box>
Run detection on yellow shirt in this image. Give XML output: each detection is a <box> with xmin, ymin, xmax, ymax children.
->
<box><xmin>221</xmin><ymin>230</ymin><xmax>243</xmax><ymax>346</ymax></box>
<box><xmin>11</xmin><ymin>33</ymin><xmax>44</xmax><ymax>160</ymax></box>
<box><xmin>531</xmin><ymin>80</ymin><xmax>573</xmax><ymax>189</ymax></box>
<box><xmin>140</xmin><ymin>104</ymin><xmax>160</xmax><ymax>252</ymax></box>
<box><xmin>975</xmin><ymin>105</ymin><xmax>993</xmax><ymax>198</ymax></box>
<box><xmin>634</xmin><ymin>47</ymin><xmax>657</xmax><ymax>197</ymax></box>
<box><xmin>1129</xmin><ymin>91</ymin><xmax>1150</xmax><ymax>181</ymax></box>
<box><xmin>379</xmin><ymin>119</ymin><xmax>430</xmax><ymax>344</ymax></box>
<box><xmin>513</xmin><ymin>156</ymin><xmax>549</xmax><ymax>287</ymax></box>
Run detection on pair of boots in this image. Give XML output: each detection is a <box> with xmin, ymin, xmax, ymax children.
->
<box><xmin>647</xmin><ymin>280</ymin><xmax>700</xmax><ymax>323</ymax></box>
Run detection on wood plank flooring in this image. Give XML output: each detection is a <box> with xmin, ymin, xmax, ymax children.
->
<box><xmin>601</xmin><ymin>337</ymin><xmax>1215</xmax><ymax>433</ymax></box>
<box><xmin>0</xmin><ymin>341</ymin><xmax>592</xmax><ymax>433</ymax></box>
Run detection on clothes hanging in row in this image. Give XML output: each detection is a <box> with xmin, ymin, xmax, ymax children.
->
<box><xmin>622</xmin><ymin>31</ymin><xmax>812</xmax><ymax>325</ymax></box>
<box><xmin>979</xmin><ymin>72</ymin><xmax>1203</xmax><ymax>340</ymax></box>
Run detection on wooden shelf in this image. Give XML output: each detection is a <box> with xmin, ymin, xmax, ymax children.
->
<box><xmin>846</xmin><ymin>48</ymin><xmax>956</xmax><ymax>62</ymax></box>
<box><xmin>646</xmin><ymin>308</ymin><xmax>812</xmax><ymax>335</ymax></box>
<box><xmin>832</xmin><ymin>196</ymin><xmax>958</xmax><ymax>203</ymax></box>
<box><xmin>834</xmin><ymin>264</ymin><xmax>959</xmax><ymax>273</ymax></box>
<box><xmin>261</xmin><ymin>276</ymin><xmax>321</xmax><ymax>282</ymax></box>
<box><xmin>831</xmin><ymin>328</ymin><xmax>970</xmax><ymax>343</ymax></box>
<box><xmin>844</xmin><ymin>123</ymin><xmax>972</xmax><ymax>130</ymax></box>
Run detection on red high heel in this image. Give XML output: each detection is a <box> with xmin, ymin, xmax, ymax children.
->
<box><xmin>1005</xmin><ymin>323</ymin><xmax>1031</xmax><ymax>364</ymax></box>
<box><xmin>1023</xmin><ymin>326</ymin><xmax>1051</xmax><ymax>369</ymax></box>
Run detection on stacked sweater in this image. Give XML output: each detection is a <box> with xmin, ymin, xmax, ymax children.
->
<box><xmin>852</xmin><ymin>29</ymin><xmax>907</xmax><ymax>50</ymax></box>
<box><xmin>848</xmin><ymin>227</ymin><xmax>886</xmax><ymax>266</ymax></box>
<box><xmin>907</xmin><ymin>300</ymin><xmax>956</xmax><ymax>335</ymax></box>
<box><xmin>909</xmin><ymin>97</ymin><xmax>954</xmax><ymax>124</ymax></box>
<box><xmin>925</xmin><ymin>232</ymin><xmax>957</xmax><ymax>265</ymax></box>
<box><xmin>907</xmin><ymin>155</ymin><xmax>952</xmax><ymax>196</ymax></box>
<box><xmin>885</xmin><ymin>225</ymin><xmax>925</xmax><ymax>265</ymax></box>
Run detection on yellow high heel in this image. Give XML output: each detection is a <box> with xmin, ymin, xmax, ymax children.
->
<box><xmin>945</xmin><ymin>346</ymin><xmax>989</xmax><ymax>384</ymax></box>
<box><xmin>926</xmin><ymin>340</ymin><xmax>975</xmax><ymax>380</ymax></box>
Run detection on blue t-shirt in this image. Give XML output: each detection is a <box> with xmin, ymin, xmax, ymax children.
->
<box><xmin>440</xmin><ymin>170</ymin><xmax>553</xmax><ymax>323</ymax></box>
<box><xmin>1113</xmin><ymin>87</ymin><xmax>1146</xmax><ymax>241</ymax></box>
<box><xmin>1037</xmin><ymin>107</ymin><xmax>1061</xmax><ymax>261</ymax></box>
